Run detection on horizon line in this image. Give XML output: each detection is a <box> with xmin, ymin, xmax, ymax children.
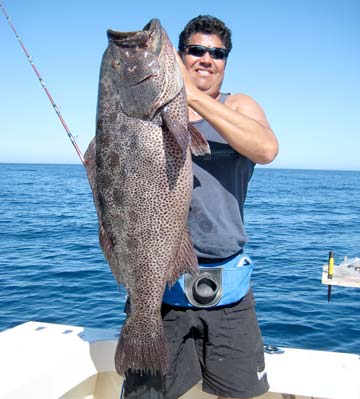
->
<box><xmin>1</xmin><ymin>162</ymin><xmax>359</xmax><ymax>173</ymax></box>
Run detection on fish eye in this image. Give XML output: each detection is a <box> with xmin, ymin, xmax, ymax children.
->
<box><xmin>112</xmin><ymin>59</ymin><xmax>121</xmax><ymax>69</ymax></box>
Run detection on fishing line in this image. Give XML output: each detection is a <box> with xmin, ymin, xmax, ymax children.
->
<box><xmin>0</xmin><ymin>2</ymin><xmax>85</xmax><ymax>164</ymax></box>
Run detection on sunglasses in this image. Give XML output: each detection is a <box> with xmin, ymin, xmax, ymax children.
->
<box><xmin>183</xmin><ymin>45</ymin><xmax>228</xmax><ymax>60</ymax></box>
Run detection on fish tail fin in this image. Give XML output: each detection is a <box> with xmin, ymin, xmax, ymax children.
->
<box><xmin>115</xmin><ymin>314</ymin><xmax>169</xmax><ymax>376</ymax></box>
<box><xmin>168</xmin><ymin>228</ymin><xmax>199</xmax><ymax>286</ymax></box>
<box><xmin>188</xmin><ymin>124</ymin><xmax>211</xmax><ymax>156</ymax></box>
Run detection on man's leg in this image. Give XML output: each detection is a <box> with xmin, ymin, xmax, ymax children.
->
<box><xmin>200</xmin><ymin>292</ymin><xmax>269</xmax><ymax>399</ymax></box>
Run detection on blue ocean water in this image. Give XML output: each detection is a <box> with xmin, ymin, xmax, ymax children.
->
<box><xmin>0</xmin><ymin>164</ymin><xmax>359</xmax><ymax>355</ymax></box>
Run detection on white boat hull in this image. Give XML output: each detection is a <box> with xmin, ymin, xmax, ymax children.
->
<box><xmin>0</xmin><ymin>322</ymin><xmax>359</xmax><ymax>399</ymax></box>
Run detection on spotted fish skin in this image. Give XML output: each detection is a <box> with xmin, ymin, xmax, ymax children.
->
<box><xmin>84</xmin><ymin>19</ymin><xmax>209</xmax><ymax>376</ymax></box>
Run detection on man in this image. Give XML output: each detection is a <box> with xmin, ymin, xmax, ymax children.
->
<box><xmin>124</xmin><ymin>15</ymin><xmax>278</xmax><ymax>399</ymax></box>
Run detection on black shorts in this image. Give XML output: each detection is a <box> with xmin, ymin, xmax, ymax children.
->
<box><xmin>123</xmin><ymin>289</ymin><xmax>269</xmax><ymax>398</ymax></box>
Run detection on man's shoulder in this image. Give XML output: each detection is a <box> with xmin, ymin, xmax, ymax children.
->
<box><xmin>225</xmin><ymin>93</ymin><xmax>269</xmax><ymax>127</ymax></box>
<box><xmin>225</xmin><ymin>93</ymin><xmax>261</xmax><ymax>110</ymax></box>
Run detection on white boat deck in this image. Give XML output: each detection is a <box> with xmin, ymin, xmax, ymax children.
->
<box><xmin>0</xmin><ymin>321</ymin><xmax>359</xmax><ymax>399</ymax></box>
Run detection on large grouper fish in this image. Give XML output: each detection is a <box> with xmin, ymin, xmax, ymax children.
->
<box><xmin>84</xmin><ymin>19</ymin><xmax>210</xmax><ymax>376</ymax></box>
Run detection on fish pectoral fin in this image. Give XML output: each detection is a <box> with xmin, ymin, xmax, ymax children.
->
<box><xmin>161</xmin><ymin>108</ymin><xmax>190</xmax><ymax>154</ymax></box>
<box><xmin>168</xmin><ymin>229</ymin><xmax>199</xmax><ymax>286</ymax></box>
<box><xmin>188</xmin><ymin>124</ymin><xmax>211</xmax><ymax>156</ymax></box>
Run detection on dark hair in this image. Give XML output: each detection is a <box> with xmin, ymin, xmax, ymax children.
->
<box><xmin>178</xmin><ymin>15</ymin><xmax>232</xmax><ymax>55</ymax></box>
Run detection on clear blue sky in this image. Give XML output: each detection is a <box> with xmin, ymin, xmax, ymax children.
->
<box><xmin>1</xmin><ymin>0</ymin><xmax>359</xmax><ymax>170</ymax></box>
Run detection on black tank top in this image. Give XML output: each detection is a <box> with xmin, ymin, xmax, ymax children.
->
<box><xmin>188</xmin><ymin>93</ymin><xmax>255</xmax><ymax>259</ymax></box>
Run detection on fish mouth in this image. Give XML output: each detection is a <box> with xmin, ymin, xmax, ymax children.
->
<box><xmin>107</xmin><ymin>19</ymin><xmax>161</xmax><ymax>52</ymax></box>
<box><xmin>129</xmin><ymin>74</ymin><xmax>156</xmax><ymax>87</ymax></box>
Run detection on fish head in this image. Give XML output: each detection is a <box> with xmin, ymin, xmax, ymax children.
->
<box><xmin>105</xmin><ymin>19</ymin><xmax>182</xmax><ymax>119</ymax></box>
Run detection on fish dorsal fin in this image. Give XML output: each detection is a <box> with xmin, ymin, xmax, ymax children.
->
<box><xmin>188</xmin><ymin>124</ymin><xmax>211</xmax><ymax>156</ymax></box>
<box><xmin>84</xmin><ymin>138</ymin><xmax>115</xmax><ymax>268</ymax></box>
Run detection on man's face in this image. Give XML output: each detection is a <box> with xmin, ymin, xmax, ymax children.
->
<box><xmin>180</xmin><ymin>33</ymin><xmax>227</xmax><ymax>97</ymax></box>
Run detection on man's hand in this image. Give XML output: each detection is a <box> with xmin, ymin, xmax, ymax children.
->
<box><xmin>173</xmin><ymin>47</ymin><xmax>199</xmax><ymax>104</ymax></box>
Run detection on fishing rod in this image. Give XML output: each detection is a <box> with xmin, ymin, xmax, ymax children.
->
<box><xmin>0</xmin><ymin>2</ymin><xmax>85</xmax><ymax>164</ymax></box>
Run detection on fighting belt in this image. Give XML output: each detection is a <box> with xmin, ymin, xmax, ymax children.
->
<box><xmin>162</xmin><ymin>252</ymin><xmax>253</xmax><ymax>308</ymax></box>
